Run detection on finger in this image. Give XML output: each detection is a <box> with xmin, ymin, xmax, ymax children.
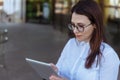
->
<box><xmin>50</xmin><ymin>63</ymin><xmax>58</xmax><ymax>72</ymax></box>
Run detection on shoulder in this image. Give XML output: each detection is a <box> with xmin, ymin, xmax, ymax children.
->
<box><xmin>62</xmin><ymin>38</ymin><xmax>76</xmax><ymax>51</ymax></box>
<box><xmin>100</xmin><ymin>42</ymin><xmax>119</xmax><ymax>65</ymax></box>
<box><xmin>101</xmin><ymin>42</ymin><xmax>118</xmax><ymax>56</ymax></box>
<box><xmin>66</xmin><ymin>38</ymin><xmax>76</xmax><ymax>45</ymax></box>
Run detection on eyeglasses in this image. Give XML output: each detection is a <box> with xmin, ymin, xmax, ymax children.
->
<box><xmin>68</xmin><ymin>23</ymin><xmax>92</xmax><ymax>32</ymax></box>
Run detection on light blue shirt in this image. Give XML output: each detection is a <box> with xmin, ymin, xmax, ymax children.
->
<box><xmin>56</xmin><ymin>38</ymin><xmax>119</xmax><ymax>80</ymax></box>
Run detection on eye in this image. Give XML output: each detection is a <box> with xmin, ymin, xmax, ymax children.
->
<box><xmin>77</xmin><ymin>24</ymin><xmax>84</xmax><ymax>28</ymax></box>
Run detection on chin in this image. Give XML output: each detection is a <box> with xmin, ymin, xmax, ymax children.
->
<box><xmin>76</xmin><ymin>38</ymin><xmax>83</xmax><ymax>41</ymax></box>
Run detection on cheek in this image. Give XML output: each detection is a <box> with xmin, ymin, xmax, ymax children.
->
<box><xmin>84</xmin><ymin>28</ymin><xmax>94</xmax><ymax>37</ymax></box>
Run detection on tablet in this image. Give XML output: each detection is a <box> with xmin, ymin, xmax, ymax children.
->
<box><xmin>25</xmin><ymin>58</ymin><xmax>58</xmax><ymax>80</ymax></box>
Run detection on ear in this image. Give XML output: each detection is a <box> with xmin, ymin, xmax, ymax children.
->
<box><xmin>93</xmin><ymin>24</ymin><xmax>96</xmax><ymax>29</ymax></box>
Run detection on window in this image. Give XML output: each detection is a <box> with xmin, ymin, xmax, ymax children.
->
<box><xmin>104</xmin><ymin>0</ymin><xmax>120</xmax><ymax>19</ymax></box>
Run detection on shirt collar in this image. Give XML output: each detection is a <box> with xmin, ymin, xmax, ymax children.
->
<box><xmin>75</xmin><ymin>38</ymin><xmax>89</xmax><ymax>46</ymax></box>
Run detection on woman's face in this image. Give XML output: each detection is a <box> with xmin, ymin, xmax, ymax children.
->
<box><xmin>71</xmin><ymin>12</ymin><xmax>95</xmax><ymax>42</ymax></box>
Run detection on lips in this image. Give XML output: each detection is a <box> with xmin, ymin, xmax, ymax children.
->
<box><xmin>75</xmin><ymin>35</ymin><xmax>82</xmax><ymax>38</ymax></box>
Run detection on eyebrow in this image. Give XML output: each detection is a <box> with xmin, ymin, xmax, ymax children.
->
<box><xmin>71</xmin><ymin>22</ymin><xmax>85</xmax><ymax>25</ymax></box>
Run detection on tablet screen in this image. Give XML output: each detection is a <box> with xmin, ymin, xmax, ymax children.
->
<box><xmin>26</xmin><ymin>58</ymin><xmax>58</xmax><ymax>80</ymax></box>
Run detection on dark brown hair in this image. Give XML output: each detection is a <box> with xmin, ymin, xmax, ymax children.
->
<box><xmin>71</xmin><ymin>0</ymin><xmax>105</xmax><ymax>68</ymax></box>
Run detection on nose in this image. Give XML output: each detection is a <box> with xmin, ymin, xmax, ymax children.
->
<box><xmin>73</xmin><ymin>27</ymin><xmax>79</xmax><ymax>33</ymax></box>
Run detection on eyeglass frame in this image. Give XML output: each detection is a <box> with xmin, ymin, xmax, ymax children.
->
<box><xmin>68</xmin><ymin>22</ymin><xmax>92</xmax><ymax>32</ymax></box>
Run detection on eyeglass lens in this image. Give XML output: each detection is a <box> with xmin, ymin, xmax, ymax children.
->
<box><xmin>68</xmin><ymin>23</ymin><xmax>84</xmax><ymax>32</ymax></box>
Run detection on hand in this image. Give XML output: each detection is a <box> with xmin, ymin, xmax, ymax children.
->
<box><xmin>49</xmin><ymin>63</ymin><xmax>67</xmax><ymax>80</ymax></box>
<box><xmin>50</xmin><ymin>63</ymin><xmax>58</xmax><ymax>73</ymax></box>
<box><xmin>49</xmin><ymin>75</ymin><xmax>67</xmax><ymax>80</ymax></box>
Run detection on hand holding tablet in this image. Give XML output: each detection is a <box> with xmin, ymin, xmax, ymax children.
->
<box><xmin>25</xmin><ymin>58</ymin><xmax>58</xmax><ymax>80</ymax></box>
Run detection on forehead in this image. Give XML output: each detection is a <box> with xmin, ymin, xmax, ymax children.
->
<box><xmin>71</xmin><ymin>13</ymin><xmax>90</xmax><ymax>23</ymax></box>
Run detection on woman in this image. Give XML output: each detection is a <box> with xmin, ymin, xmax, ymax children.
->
<box><xmin>49</xmin><ymin>0</ymin><xmax>119</xmax><ymax>80</ymax></box>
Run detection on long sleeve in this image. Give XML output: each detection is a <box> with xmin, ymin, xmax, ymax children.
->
<box><xmin>56</xmin><ymin>39</ymin><xmax>71</xmax><ymax>76</ymax></box>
